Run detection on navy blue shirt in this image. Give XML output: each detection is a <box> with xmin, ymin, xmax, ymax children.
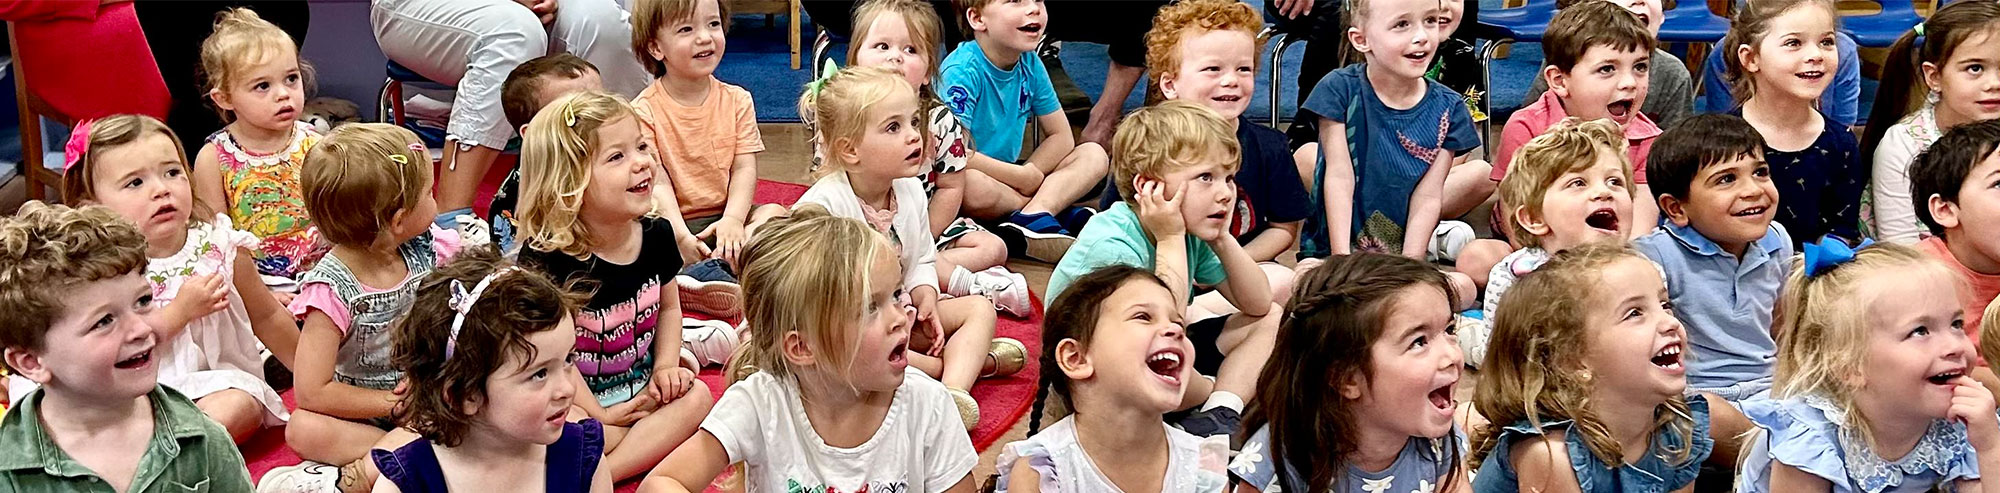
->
<box><xmin>1730</xmin><ymin>110</ymin><xmax>1865</xmax><ymax>246</ymax></box>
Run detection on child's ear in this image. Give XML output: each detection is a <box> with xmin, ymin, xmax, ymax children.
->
<box><xmin>1346</xmin><ymin>25</ymin><xmax>1369</xmax><ymax>54</ymax></box>
<box><xmin>1931</xmin><ymin>193</ymin><xmax>1964</xmax><ymax>230</ymax></box>
<box><xmin>3</xmin><ymin>348</ymin><xmax>51</xmax><ymax>385</ymax></box>
<box><xmin>459</xmin><ymin>388</ymin><xmax>485</xmax><ymax>416</ymax></box>
<box><xmin>1159</xmin><ymin>74</ymin><xmax>1181</xmax><ymax>101</ymax></box>
<box><xmin>1053</xmin><ymin>338</ymin><xmax>1092</xmax><ymax>381</ymax></box>
<box><xmin>1513</xmin><ymin>204</ymin><xmax>1552</xmax><ymax>237</ymax></box>
<box><xmin>1658</xmin><ymin>194</ymin><xmax>1692</xmax><ymax>227</ymax></box>
<box><xmin>965</xmin><ymin>7</ymin><xmax>987</xmax><ymax>33</ymax></box>
<box><xmin>1923</xmin><ymin>61</ymin><xmax>1945</xmax><ymax>93</ymax></box>
<box><xmin>208</xmin><ymin>88</ymin><xmax>235</xmax><ymax>111</ymax></box>
<box><xmin>780</xmin><ymin>330</ymin><xmax>816</xmax><ymax>367</ymax></box>
<box><xmin>1736</xmin><ymin>43</ymin><xmax>1759</xmax><ymax>76</ymax></box>
<box><xmin>1543</xmin><ymin>65</ymin><xmax>1569</xmax><ymax>98</ymax></box>
<box><xmin>833</xmin><ymin>137</ymin><xmax>862</xmax><ymax>167</ymax></box>
<box><xmin>1338</xmin><ymin>368</ymin><xmax>1366</xmax><ymax>400</ymax></box>
<box><xmin>647</xmin><ymin>38</ymin><xmax>668</xmax><ymax>64</ymax></box>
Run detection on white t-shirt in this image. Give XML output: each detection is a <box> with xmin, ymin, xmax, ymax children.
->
<box><xmin>994</xmin><ymin>415</ymin><xmax>1228</xmax><ymax>492</ymax></box>
<box><xmin>703</xmin><ymin>367</ymin><xmax>978</xmax><ymax>493</ymax></box>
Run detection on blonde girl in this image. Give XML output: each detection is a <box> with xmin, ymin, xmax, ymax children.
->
<box><xmin>191</xmin><ymin>7</ymin><xmax>326</xmax><ymax>283</ymax></box>
<box><xmin>1735</xmin><ymin>241</ymin><xmax>2000</xmax><ymax>492</ymax></box>
<box><xmin>46</xmin><ymin>113</ymin><xmax>295</xmax><ymax>443</ymax></box>
<box><xmin>372</xmin><ymin>249</ymin><xmax>613</xmax><ymax>493</ymax></box>
<box><xmin>639</xmin><ymin>206</ymin><xmax>978</xmax><ymax>493</ymax></box>
<box><xmin>1720</xmin><ymin>0</ymin><xmax>1864</xmax><ymax>246</ymax></box>
<box><xmin>1861</xmin><ymin>1</ymin><xmax>2000</xmax><ymax>243</ymax></box>
<box><xmin>794</xmin><ymin>66</ymin><xmax>1023</xmax><ymax>430</ymax></box>
<box><xmin>515</xmin><ymin>90</ymin><xmax>714</xmax><ymax>482</ymax></box>
<box><xmin>1229</xmin><ymin>253</ymin><xmax>1466</xmax><ymax>493</ymax></box>
<box><xmin>264</xmin><ymin>123</ymin><xmax>461</xmax><ymax>492</ymax></box>
<box><xmin>1470</xmin><ymin>243</ymin><xmax>1710</xmax><ymax>493</ymax></box>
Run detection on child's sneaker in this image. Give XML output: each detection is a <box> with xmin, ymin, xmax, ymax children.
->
<box><xmin>1174</xmin><ymin>406</ymin><xmax>1242</xmax><ymax>438</ymax></box>
<box><xmin>257</xmin><ymin>461</ymin><xmax>344</xmax><ymax>493</ymax></box>
<box><xmin>959</xmin><ymin>266</ymin><xmax>1032</xmax><ymax>317</ymax></box>
<box><xmin>682</xmin><ymin>318</ymin><xmax>739</xmax><ymax>368</ymax></box>
<box><xmin>947</xmin><ymin>387</ymin><xmax>981</xmax><ymax>430</ymax></box>
<box><xmin>677</xmin><ymin>275</ymin><xmax>742</xmax><ymax>318</ymax></box>
<box><xmin>1429</xmin><ymin>220</ymin><xmax>1474</xmax><ymax>263</ymax></box>
<box><xmin>1006</xmin><ymin>211</ymin><xmax>1070</xmax><ymax>236</ymax></box>
<box><xmin>993</xmin><ymin>223</ymin><xmax>1074</xmax><ymax>263</ymax></box>
<box><xmin>1056</xmin><ymin>206</ymin><xmax>1097</xmax><ymax>234</ymax></box>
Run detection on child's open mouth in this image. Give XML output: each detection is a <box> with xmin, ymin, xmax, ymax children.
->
<box><xmin>1018</xmin><ymin>22</ymin><xmax>1042</xmax><ymax>35</ymax></box>
<box><xmin>628</xmin><ymin>177</ymin><xmax>652</xmax><ymax>195</ymax></box>
<box><xmin>1426</xmin><ymin>380</ymin><xmax>1455</xmax><ymax>415</ymax></box>
<box><xmin>1211</xmin><ymin>94</ymin><xmax>1242</xmax><ymax>103</ymax></box>
<box><xmin>1206</xmin><ymin>210</ymin><xmax>1228</xmax><ymax>223</ymax></box>
<box><xmin>1146</xmin><ymin>348</ymin><xmax>1185</xmax><ymax>386</ymax></box>
<box><xmin>1607</xmin><ymin>99</ymin><xmax>1634</xmax><ymax>119</ymax></box>
<box><xmin>1928</xmin><ymin>369</ymin><xmax>1966</xmax><ymax>385</ymax></box>
<box><xmin>1796</xmin><ymin>71</ymin><xmax>1826</xmax><ymax>83</ymax></box>
<box><xmin>1651</xmin><ymin>344</ymin><xmax>1683</xmax><ymax>371</ymax></box>
<box><xmin>545</xmin><ymin>407</ymin><xmax>567</xmax><ymax>425</ymax></box>
<box><xmin>1731</xmin><ymin>205</ymin><xmax>1769</xmax><ymax>218</ymax></box>
<box><xmin>1585</xmin><ymin>208</ymin><xmax>1620</xmax><ymax>234</ymax></box>
<box><xmin>906</xmin><ymin>147</ymin><xmax>922</xmax><ymax>163</ymax></box>
<box><xmin>694</xmin><ymin>49</ymin><xmax>717</xmax><ymax>61</ymax></box>
<box><xmin>115</xmin><ymin>349</ymin><xmax>153</xmax><ymax>370</ymax></box>
<box><xmin>1403</xmin><ymin>50</ymin><xmax>1431</xmax><ymax>63</ymax></box>
<box><xmin>889</xmin><ymin>338</ymin><xmax>909</xmax><ymax>365</ymax></box>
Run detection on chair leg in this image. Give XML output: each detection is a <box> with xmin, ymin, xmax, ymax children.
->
<box><xmin>789</xmin><ymin>0</ymin><xmax>802</xmax><ymax>69</ymax></box>
<box><xmin>1268</xmin><ymin>32</ymin><xmax>1289</xmax><ymax>126</ymax></box>
<box><xmin>1477</xmin><ymin>39</ymin><xmax>1511</xmax><ymax>142</ymax></box>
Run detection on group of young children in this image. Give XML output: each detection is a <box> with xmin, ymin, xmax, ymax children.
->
<box><xmin>8</xmin><ymin>0</ymin><xmax>2000</xmax><ymax>491</ymax></box>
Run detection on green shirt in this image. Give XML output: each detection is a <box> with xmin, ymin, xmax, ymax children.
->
<box><xmin>0</xmin><ymin>385</ymin><xmax>253</xmax><ymax>492</ymax></box>
<box><xmin>1046</xmin><ymin>202</ymin><xmax>1227</xmax><ymax>308</ymax></box>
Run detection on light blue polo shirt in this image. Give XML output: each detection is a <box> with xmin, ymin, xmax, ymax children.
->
<box><xmin>1634</xmin><ymin>221</ymin><xmax>1793</xmax><ymax>399</ymax></box>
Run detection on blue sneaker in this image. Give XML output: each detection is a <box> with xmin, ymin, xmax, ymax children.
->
<box><xmin>1175</xmin><ymin>406</ymin><xmax>1242</xmax><ymax>438</ymax></box>
<box><xmin>1007</xmin><ymin>211</ymin><xmax>1070</xmax><ymax>236</ymax></box>
<box><xmin>1056</xmin><ymin>206</ymin><xmax>1097</xmax><ymax>234</ymax></box>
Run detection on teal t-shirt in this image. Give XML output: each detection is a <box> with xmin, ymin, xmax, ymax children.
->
<box><xmin>938</xmin><ymin>41</ymin><xmax>1061</xmax><ymax>164</ymax></box>
<box><xmin>1046</xmin><ymin>202</ymin><xmax>1227</xmax><ymax>308</ymax></box>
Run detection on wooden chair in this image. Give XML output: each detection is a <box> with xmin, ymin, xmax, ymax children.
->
<box><xmin>8</xmin><ymin>24</ymin><xmax>63</xmax><ymax>202</ymax></box>
<box><xmin>730</xmin><ymin>0</ymin><xmax>802</xmax><ymax>69</ymax></box>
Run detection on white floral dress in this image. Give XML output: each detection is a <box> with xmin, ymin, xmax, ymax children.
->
<box><xmin>143</xmin><ymin>215</ymin><xmax>289</xmax><ymax>424</ymax></box>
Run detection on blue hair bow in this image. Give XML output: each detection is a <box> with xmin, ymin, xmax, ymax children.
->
<box><xmin>1802</xmin><ymin>237</ymin><xmax>1875</xmax><ymax>278</ymax></box>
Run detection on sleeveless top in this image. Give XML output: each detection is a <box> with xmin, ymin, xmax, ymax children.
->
<box><xmin>373</xmin><ymin>419</ymin><xmax>605</xmax><ymax>493</ymax></box>
<box><xmin>206</xmin><ymin>120</ymin><xmax>325</xmax><ymax>279</ymax></box>
<box><xmin>1474</xmin><ymin>397</ymin><xmax>1712</xmax><ymax>493</ymax></box>
<box><xmin>294</xmin><ymin>230</ymin><xmax>444</xmax><ymax>390</ymax></box>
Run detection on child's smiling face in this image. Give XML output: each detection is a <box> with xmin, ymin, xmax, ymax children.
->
<box><xmin>1551</xmin><ymin>44</ymin><xmax>1651</xmax><ymax>127</ymax></box>
<box><xmin>1346</xmin><ymin>284</ymin><xmax>1462</xmax><ymax>439</ymax></box>
<box><xmin>1161</xmin><ymin>28</ymin><xmax>1258</xmax><ymax>120</ymax></box>
<box><xmin>969</xmin><ymin>0</ymin><xmax>1046</xmax><ymax>55</ymax></box>
<box><xmin>1062</xmin><ymin>278</ymin><xmax>1192</xmax><ymax>415</ymax></box>
<box><xmin>1741</xmin><ymin>3</ymin><xmax>1838</xmax><ymax>103</ymax></box>
<box><xmin>8</xmin><ymin>272</ymin><xmax>160</xmax><ymax>400</ymax></box>
<box><xmin>1856</xmin><ymin>267</ymin><xmax>1974</xmax><ymax>426</ymax></box>
<box><xmin>646</xmin><ymin>0</ymin><xmax>728</xmax><ymax>79</ymax></box>
<box><xmin>1349</xmin><ymin>0</ymin><xmax>1452</xmax><ymax>81</ymax></box>
<box><xmin>1521</xmin><ymin>150</ymin><xmax>1634</xmax><ymax>251</ymax></box>
<box><xmin>1933</xmin><ymin>150</ymin><xmax>2000</xmax><ymax>270</ymax></box>
<box><xmin>1666</xmin><ymin>151</ymin><xmax>1778</xmax><ymax>254</ymax></box>
<box><xmin>1579</xmin><ymin>257</ymin><xmax>1688</xmax><ymax>405</ymax></box>
<box><xmin>580</xmin><ymin>116</ymin><xmax>659</xmax><ymax>223</ymax></box>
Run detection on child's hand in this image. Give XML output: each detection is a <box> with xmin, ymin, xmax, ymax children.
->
<box><xmin>167</xmin><ymin>274</ymin><xmax>230</xmax><ymax>325</ymax></box>
<box><xmin>1952</xmin><ymin>376</ymin><xmax>2000</xmax><ymax>451</ymax></box>
<box><xmin>272</xmin><ymin>289</ymin><xmax>296</xmax><ymax>307</ymax></box>
<box><xmin>912</xmin><ymin>291</ymin><xmax>944</xmax><ymax>357</ymax></box>
<box><xmin>650</xmin><ymin>366</ymin><xmax>696</xmax><ymax>401</ymax></box>
<box><xmin>698</xmin><ymin>217</ymin><xmax>748</xmax><ymax>266</ymax></box>
<box><xmin>604</xmin><ymin>392</ymin><xmax>660</xmax><ymax>426</ymax></box>
<box><xmin>1135</xmin><ymin>179</ymin><xmax>1187</xmax><ymax>240</ymax></box>
<box><xmin>677</xmin><ymin>233</ymin><xmax>713</xmax><ymax>266</ymax></box>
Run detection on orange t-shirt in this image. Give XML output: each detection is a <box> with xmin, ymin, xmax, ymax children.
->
<box><xmin>632</xmin><ymin>77</ymin><xmax>766</xmax><ymax>219</ymax></box>
<box><xmin>1918</xmin><ymin>236</ymin><xmax>2000</xmax><ymax>360</ymax></box>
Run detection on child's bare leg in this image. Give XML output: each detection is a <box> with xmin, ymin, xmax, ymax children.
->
<box><xmin>958</xmin><ymin>169</ymin><xmax>1033</xmax><ymax>220</ymax></box>
<box><xmin>1021</xmin><ymin>143</ymin><xmax>1110</xmax><ymax>215</ymax></box>
<box><xmin>1262</xmin><ymin>262</ymin><xmax>1297</xmax><ymax>306</ymax></box>
<box><xmin>1293</xmin><ymin>143</ymin><xmax>1320</xmax><ymax>190</ymax></box>
<box><xmin>930</xmin><ymin>172</ymin><xmax>968</xmax><ymax>236</ymax></box>
<box><xmin>1211</xmin><ymin>304</ymin><xmax>1282</xmax><ymax>401</ymax></box>
<box><xmin>1704</xmin><ymin>392</ymin><xmax>1755</xmax><ymax>469</ymax></box>
<box><xmin>936</xmin><ymin>296</ymin><xmax>996</xmax><ymax>390</ymax></box>
<box><xmin>936</xmin><ymin>233</ymin><xmax>1009</xmax><ymax>286</ymax></box>
<box><xmin>1442</xmin><ymin>160</ymin><xmax>1496</xmax><ymax>220</ymax></box>
<box><xmin>603</xmin><ymin>382</ymin><xmax>714</xmax><ymax>480</ymax></box>
<box><xmin>1457</xmin><ymin>239</ymin><xmax>1512</xmax><ymax>291</ymax></box>
<box><xmin>194</xmin><ymin>389</ymin><xmax>264</xmax><ymax>443</ymax></box>
<box><xmin>285</xmin><ymin>409</ymin><xmax>392</xmax><ymax>465</ymax></box>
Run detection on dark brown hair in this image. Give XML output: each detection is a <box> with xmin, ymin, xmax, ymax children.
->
<box><xmin>1862</xmin><ymin>1</ymin><xmax>2000</xmax><ymax>156</ymax></box>
<box><xmin>1912</xmin><ymin>119</ymin><xmax>2000</xmax><ymax>238</ymax></box>
<box><xmin>1030</xmin><ymin>265</ymin><xmax>1172</xmax><ymax>433</ymax></box>
<box><xmin>391</xmin><ymin>248</ymin><xmax>586</xmax><ymax>447</ymax></box>
<box><xmin>1241</xmin><ymin>253</ymin><xmax>1461</xmax><ymax>492</ymax></box>
<box><xmin>1543</xmin><ymin>0</ymin><xmax>1655</xmax><ymax>75</ymax></box>
<box><xmin>0</xmin><ymin>202</ymin><xmax>148</xmax><ymax>370</ymax></box>
<box><xmin>502</xmin><ymin>54</ymin><xmax>600</xmax><ymax>130</ymax></box>
<box><xmin>1647</xmin><ymin>113</ymin><xmax>1768</xmax><ymax>202</ymax></box>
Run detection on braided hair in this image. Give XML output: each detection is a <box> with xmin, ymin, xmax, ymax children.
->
<box><xmin>1030</xmin><ymin>265</ymin><xmax>1173</xmax><ymax>434</ymax></box>
<box><xmin>1241</xmin><ymin>253</ymin><xmax>1462</xmax><ymax>492</ymax></box>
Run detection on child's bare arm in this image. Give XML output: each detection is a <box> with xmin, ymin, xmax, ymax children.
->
<box><xmin>295</xmin><ymin>313</ymin><xmax>397</xmax><ymax>419</ymax></box>
<box><xmin>699</xmin><ymin>153</ymin><xmax>762</xmax><ymax>264</ymax></box>
<box><xmin>1241</xmin><ymin>221</ymin><xmax>1301</xmax><ymax>263</ymax></box>
<box><xmin>1025</xmin><ymin>111</ymin><xmax>1078</xmax><ymax>179</ymax></box>
<box><xmin>1210</xmin><ymin>236</ymin><xmax>1272</xmax><ymax>318</ymax></box>
<box><xmin>638</xmin><ymin>430</ymin><xmax>730</xmax><ymax>493</ymax></box>
<box><xmin>929</xmin><ymin>172</ymin><xmax>966</xmax><ymax>235</ymax></box>
<box><xmin>1136</xmin><ymin>180</ymin><xmax>1191</xmax><ymax>304</ymax></box>
<box><xmin>1401</xmin><ymin>150</ymin><xmax>1453</xmax><ymax>259</ymax></box>
<box><xmin>233</xmin><ymin>250</ymin><xmax>297</xmax><ymax>369</ymax></box>
<box><xmin>650</xmin><ymin>285</ymin><xmax>694</xmax><ymax>401</ymax></box>
<box><xmin>1512</xmin><ymin>432</ymin><xmax>1586</xmax><ymax>493</ymax></box>
<box><xmin>146</xmin><ymin>274</ymin><xmax>227</xmax><ymax>341</ymax></box>
<box><xmin>1319</xmin><ymin>120</ymin><xmax>1356</xmax><ymax>256</ymax></box>
<box><xmin>191</xmin><ymin>143</ymin><xmax>228</xmax><ymax>217</ymax></box>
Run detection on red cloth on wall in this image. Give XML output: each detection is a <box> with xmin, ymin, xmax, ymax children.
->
<box><xmin>5</xmin><ymin>1</ymin><xmax>168</xmax><ymax>122</ymax></box>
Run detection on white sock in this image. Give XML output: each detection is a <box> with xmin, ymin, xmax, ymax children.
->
<box><xmin>947</xmin><ymin>266</ymin><xmax>976</xmax><ymax>297</ymax></box>
<box><xmin>1199</xmin><ymin>391</ymin><xmax>1245</xmax><ymax>413</ymax></box>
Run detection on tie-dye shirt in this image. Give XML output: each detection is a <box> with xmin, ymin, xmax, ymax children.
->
<box><xmin>206</xmin><ymin>121</ymin><xmax>326</xmax><ymax>279</ymax></box>
<box><xmin>521</xmin><ymin>217</ymin><xmax>683</xmax><ymax>407</ymax></box>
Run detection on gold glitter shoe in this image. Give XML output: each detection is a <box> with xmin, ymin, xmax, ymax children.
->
<box><xmin>947</xmin><ymin>387</ymin><xmax>980</xmax><ymax>430</ymax></box>
<box><xmin>983</xmin><ymin>337</ymin><xmax>1027</xmax><ymax>378</ymax></box>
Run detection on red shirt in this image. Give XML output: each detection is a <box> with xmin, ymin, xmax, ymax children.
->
<box><xmin>1490</xmin><ymin>89</ymin><xmax>1661</xmax><ymax>184</ymax></box>
<box><xmin>1919</xmin><ymin>236</ymin><xmax>2000</xmax><ymax>364</ymax></box>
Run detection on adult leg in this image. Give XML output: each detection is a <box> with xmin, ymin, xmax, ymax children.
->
<box><xmin>15</xmin><ymin>2</ymin><xmax>168</xmax><ymax>124</ymax></box>
<box><xmin>135</xmin><ymin>0</ymin><xmax>311</xmax><ymax>151</ymax></box>
<box><xmin>1021</xmin><ymin>143</ymin><xmax>1109</xmax><ymax>215</ymax></box>
<box><xmin>371</xmin><ymin>0</ymin><xmax>545</xmax><ymax>216</ymax></box>
<box><xmin>1272</xmin><ymin>0</ymin><xmax>1344</xmax><ymax>146</ymax></box>
<box><xmin>194</xmin><ymin>389</ymin><xmax>265</xmax><ymax>443</ymax></box>
<box><xmin>603</xmin><ymin>381</ymin><xmax>714</xmax><ymax>480</ymax></box>
<box><xmin>549</xmin><ymin>0</ymin><xmax>650</xmax><ymax>97</ymax></box>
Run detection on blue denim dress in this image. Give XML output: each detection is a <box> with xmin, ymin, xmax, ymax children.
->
<box><xmin>1473</xmin><ymin>396</ymin><xmax>1712</xmax><ymax>493</ymax></box>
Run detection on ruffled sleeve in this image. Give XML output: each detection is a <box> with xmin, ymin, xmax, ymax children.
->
<box><xmin>571</xmin><ymin>419</ymin><xmax>606</xmax><ymax>487</ymax></box>
<box><xmin>1743</xmin><ymin>398</ymin><xmax>1851</xmax><ymax>486</ymax></box>
<box><xmin>993</xmin><ymin>440</ymin><xmax>1060</xmax><ymax>492</ymax></box>
<box><xmin>288</xmin><ymin>282</ymin><xmax>353</xmax><ymax>334</ymax></box>
<box><xmin>1659</xmin><ymin>395</ymin><xmax>1715</xmax><ymax>490</ymax></box>
<box><xmin>429</xmin><ymin>225</ymin><xmax>464</xmax><ymax>264</ymax></box>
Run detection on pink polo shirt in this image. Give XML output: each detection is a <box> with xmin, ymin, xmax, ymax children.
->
<box><xmin>1490</xmin><ymin>89</ymin><xmax>1660</xmax><ymax>184</ymax></box>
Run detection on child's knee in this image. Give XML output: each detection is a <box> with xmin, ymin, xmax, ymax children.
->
<box><xmin>1261</xmin><ymin>263</ymin><xmax>1297</xmax><ymax>305</ymax></box>
<box><xmin>195</xmin><ymin>390</ymin><xmax>264</xmax><ymax>431</ymax></box>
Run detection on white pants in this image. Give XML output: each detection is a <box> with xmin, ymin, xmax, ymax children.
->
<box><xmin>370</xmin><ymin>0</ymin><xmax>650</xmax><ymax>149</ymax></box>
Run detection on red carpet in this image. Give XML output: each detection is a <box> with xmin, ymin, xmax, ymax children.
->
<box><xmin>249</xmin><ymin>179</ymin><xmax>1044</xmax><ymax>490</ymax></box>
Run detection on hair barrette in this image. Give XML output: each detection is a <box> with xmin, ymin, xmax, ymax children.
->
<box><xmin>445</xmin><ymin>267</ymin><xmax>518</xmax><ymax>359</ymax></box>
<box><xmin>62</xmin><ymin>119</ymin><xmax>96</xmax><ymax>173</ymax></box>
<box><xmin>388</xmin><ymin>154</ymin><xmax>409</xmax><ymax>165</ymax></box>
<box><xmin>803</xmin><ymin>58</ymin><xmax>841</xmax><ymax>99</ymax></box>
<box><xmin>1802</xmin><ymin>237</ymin><xmax>1874</xmax><ymax>278</ymax></box>
<box><xmin>1914</xmin><ymin>21</ymin><xmax>1926</xmax><ymax>37</ymax></box>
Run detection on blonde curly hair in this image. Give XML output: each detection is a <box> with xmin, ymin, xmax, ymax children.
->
<box><xmin>1497</xmin><ymin>117</ymin><xmax>1634</xmax><ymax>247</ymax></box>
<box><xmin>516</xmin><ymin>90</ymin><xmax>648</xmax><ymax>259</ymax></box>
